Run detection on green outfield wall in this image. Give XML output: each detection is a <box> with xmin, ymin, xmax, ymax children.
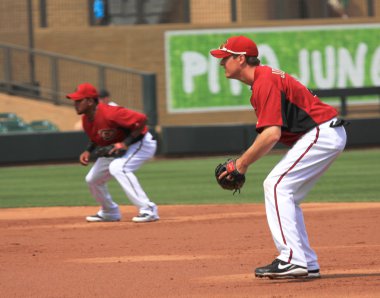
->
<box><xmin>0</xmin><ymin>118</ymin><xmax>379</xmax><ymax>164</ymax></box>
<box><xmin>165</xmin><ymin>24</ymin><xmax>380</xmax><ymax>113</ymax></box>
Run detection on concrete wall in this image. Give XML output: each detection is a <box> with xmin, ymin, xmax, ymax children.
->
<box><xmin>0</xmin><ymin>131</ymin><xmax>88</xmax><ymax>165</ymax></box>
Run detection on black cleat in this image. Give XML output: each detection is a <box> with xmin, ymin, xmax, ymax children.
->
<box><xmin>305</xmin><ymin>269</ymin><xmax>321</xmax><ymax>279</ymax></box>
<box><xmin>255</xmin><ymin>259</ymin><xmax>308</xmax><ymax>279</ymax></box>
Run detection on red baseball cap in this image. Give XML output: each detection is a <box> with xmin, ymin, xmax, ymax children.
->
<box><xmin>210</xmin><ymin>36</ymin><xmax>259</xmax><ymax>58</ymax></box>
<box><xmin>66</xmin><ymin>83</ymin><xmax>99</xmax><ymax>100</ymax></box>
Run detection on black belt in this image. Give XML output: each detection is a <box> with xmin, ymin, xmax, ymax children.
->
<box><xmin>129</xmin><ymin>133</ymin><xmax>145</xmax><ymax>145</ymax></box>
<box><xmin>330</xmin><ymin>119</ymin><xmax>350</xmax><ymax>128</ymax></box>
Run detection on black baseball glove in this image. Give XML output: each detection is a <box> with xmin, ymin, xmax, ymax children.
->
<box><xmin>215</xmin><ymin>158</ymin><xmax>245</xmax><ymax>194</ymax></box>
<box><xmin>93</xmin><ymin>144</ymin><xmax>127</xmax><ymax>158</ymax></box>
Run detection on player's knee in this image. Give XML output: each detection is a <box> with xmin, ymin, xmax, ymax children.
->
<box><xmin>85</xmin><ymin>173</ymin><xmax>95</xmax><ymax>185</ymax></box>
<box><xmin>109</xmin><ymin>159</ymin><xmax>124</xmax><ymax>177</ymax></box>
<box><xmin>263</xmin><ymin>176</ymin><xmax>276</xmax><ymax>194</ymax></box>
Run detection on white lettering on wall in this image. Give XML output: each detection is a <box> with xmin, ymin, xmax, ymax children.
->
<box><xmin>181</xmin><ymin>43</ymin><xmax>375</xmax><ymax>96</ymax></box>
<box><xmin>337</xmin><ymin>43</ymin><xmax>367</xmax><ymax>87</ymax></box>
<box><xmin>230</xmin><ymin>79</ymin><xmax>242</xmax><ymax>95</ymax></box>
<box><xmin>296</xmin><ymin>49</ymin><xmax>310</xmax><ymax>85</ymax></box>
<box><xmin>208</xmin><ymin>55</ymin><xmax>220</xmax><ymax>94</ymax></box>
<box><xmin>312</xmin><ymin>46</ymin><xmax>336</xmax><ymax>88</ymax></box>
<box><xmin>182</xmin><ymin>51</ymin><xmax>208</xmax><ymax>94</ymax></box>
<box><xmin>258</xmin><ymin>45</ymin><xmax>279</xmax><ymax>69</ymax></box>
<box><xmin>371</xmin><ymin>46</ymin><xmax>380</xmax><ymax>85</ymax></box>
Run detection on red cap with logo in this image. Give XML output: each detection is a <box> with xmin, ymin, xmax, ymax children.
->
<box><xmin>66</xmin><ymin>83</ymin><xmax>99</xmax><ymax>101</ymax></box>
<box><xmin>210</xmin><ymin>36</ymin><xmax>259</xmax><ymax>58</ymax></box>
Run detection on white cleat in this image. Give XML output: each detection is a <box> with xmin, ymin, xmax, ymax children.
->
<box><xmin>86</xmin><ymin>214</ymin><xmax>120</xmax><ymax>222</ymax></box>
<box><xmin>132</xmin><ymin>213</ymin><xmax>159</xmax><ymax>223</ymax></box>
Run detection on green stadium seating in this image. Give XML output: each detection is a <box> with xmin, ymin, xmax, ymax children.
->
<box><xmin>0</xmin><ymin>123</ymin><xmax>8</xmax><ymax>133</ymax></box>
<box><xmin>0</xmin><ymin>112</ymin><xmax>21</xmax><ymax>122</ymax></box>
<box><xmin>0</xmin><ymin>113</ymin><xmax>59</xmax><ymax>134</ymax></box>
<box><xmin>1</xmin><ymin>120</ymin><xmax>33</xmax><ymax>133</ymax></box>
<box><xmin>29</xmin><ymin>120</ymin><xmax>59</xmax><ymax>132</ymax></box>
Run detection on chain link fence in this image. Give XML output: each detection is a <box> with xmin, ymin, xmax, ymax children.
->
<box><xmin>0</xmin><ymin>0</ymin><xmax>30</xmax><ymax>46</ymax></box>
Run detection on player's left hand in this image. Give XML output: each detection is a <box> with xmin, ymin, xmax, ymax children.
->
<box><xmin>108</xmin><ymin>142</ymin><xmax>128</xmax><ymax>156</ymax></box>
<box><xmin>215</xmin><ymin>158</ymin><xmax>246</xmax><ymax>194</ymax></box>
<box><xmin>93</xmin><ymin>143</ymin><xmax>127</xmax><ymax>158</ymax></box>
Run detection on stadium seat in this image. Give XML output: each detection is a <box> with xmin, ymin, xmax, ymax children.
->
<box><xmin>29</xmin><ymin>120</ymin><xmax>59</xmax><ymax>132</ymax></box>
<box><xmin>0</xmin><ymin>113</ymin><xmax>59</xmax><ymax>134</ymax></box>
<box><xmin>1</xmin><ymin>119</ymin><xmax>33</xmax><ymax>133</ymax></box>
<box><xmin>0</xmin><ymin>112</ymin><xmax>21</xmax><ymax>122</ymax></box>
<box><xmin>0</xmin><ymin>123</ymin><xmax>8</xmax><ymax>133</ymax></box>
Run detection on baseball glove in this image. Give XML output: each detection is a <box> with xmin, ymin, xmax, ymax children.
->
<box><xmin>93</xmin><ymin>144</ymin><xmax>127</xmax><ymax>158</ymax></box>
<box><xmin>215</xmin><ymin>158</ymin><xmax>245</xmax><ymax>194</ymax></box>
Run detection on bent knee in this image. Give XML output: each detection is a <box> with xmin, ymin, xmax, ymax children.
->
<box><xmin>85</xmin><ymin>172</ymin><xmax>97</xmax><ymax>184</ymax></box>
<box><xmin>263</xmin><ymin>175</ymin><xmax>277</xmax><ymax>193</ymax></box>
<box><xmin>109</xmin><ymin>159</ymin><xmax>130</xmax><ymax>176</ymax></box>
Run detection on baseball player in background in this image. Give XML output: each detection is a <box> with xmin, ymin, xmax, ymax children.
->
<box><xmin>98</xmin><ymin>89</ymin><xmax>118</xmax><ymax>106</ymax></box>
<box><xmin>211</xmin><ymin>36</ymin><xmax>347</xmax><ymax>279</ymax></box>
<box><xmin>66</xmin><ymin>83</ymin><xmax>159</xmax><ymax>223</ymax></box>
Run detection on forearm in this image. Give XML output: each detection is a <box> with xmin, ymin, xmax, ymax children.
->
<box><xmin>86</xmin><ymin>141</ymin><xmax>97</xmax><ymax>153</ymax></box>
<box><xmin>123</xmin><ymin>128</ymin><xmax>145</xmax><ymax>146</ymax></box>
<box><xmin>129</xmin><ymin>125</ymin><xmax>145</xmax><ymax>140</ymax></box>
<box><xmin>238</xmin><ymin>126</ymin><xmax>281</xmax><ymax>173</ymax></box>
<box><xmin>123</xmin><ymin>121</ymin><xmax>147</xmax><ymax>145</ymax></box>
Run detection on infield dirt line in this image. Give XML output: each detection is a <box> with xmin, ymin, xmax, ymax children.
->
<box><xmin>0</xmin><ymin>212</ymin><xmax>265</xmax><ymax>230</ymax></box>
<box><xmin>1</xmin><ymin>203</ymin><xmax>379</xmax><ymax>220</ymax></box>
<box><xmin>67</xmin><ymin>254</ymin><xmax>227</xmax><ymax>263</ymax></box>
<box><xmin>315</xmin><ymin>244</ymin><xmax>380</xmax><ymax>250</ymax></box>
<box><xmin>193</xmin><ymin>267</ymin><xmax>380</xmax><ymax>284</ymax></box>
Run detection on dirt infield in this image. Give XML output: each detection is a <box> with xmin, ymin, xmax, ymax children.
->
<box><xmin>1</xmin><ymin>203</ymin><xmax>379</xmax><ymax>298</ymax></box>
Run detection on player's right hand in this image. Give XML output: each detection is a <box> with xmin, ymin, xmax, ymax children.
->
<box><xmin>79</xmin><ymin>151</ymin><xmax>90</xmax><ymax>166</ymax></box>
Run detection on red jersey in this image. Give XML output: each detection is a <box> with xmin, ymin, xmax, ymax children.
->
<box><xmin>250</xmin><ymin>65</ymin><xmax>337</xmax><ymax>146</ymax></box>
<box><xmin>82</xmin><ymin>103</ymin><xmax>148</xmax><ymax>146</ymax></box>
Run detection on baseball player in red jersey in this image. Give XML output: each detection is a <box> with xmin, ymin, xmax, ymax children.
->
<box><xmin>211</xmin><ymin>36</ymin><xmax>347</xmax><ymax>279</ymax></box>
<box><xmin>67</xmin><ymin>83</ymin><xmax>159</xmax><ymax>223</ymax></box>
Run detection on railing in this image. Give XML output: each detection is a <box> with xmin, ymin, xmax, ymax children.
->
<box><xmin>0</xmin><ymin>43</ymin><xmax>157</xmax><ymax>126</ymax></box>
<box><xmin>315</xmin><ymin>86</ymin><xmax>380</xmax><ymax>116</ymax></box>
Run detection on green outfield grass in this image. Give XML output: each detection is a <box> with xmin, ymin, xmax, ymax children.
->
<box><xmin>0</xmin><ymin>148</ymin><xmax>379</xmax><ymax>208</ymax></box>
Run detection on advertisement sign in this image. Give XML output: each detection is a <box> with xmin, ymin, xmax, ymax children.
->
<box><xmin>165</xmin><ymin>24</ymin><xmax>380</xmax><ymax>113</ymax></box>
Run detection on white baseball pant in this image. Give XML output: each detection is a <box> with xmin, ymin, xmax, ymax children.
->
<box><xmin>263</xmin><ymin>118</ymin><xmax>347</xmax><ymax>270</ymax></box>
<box><xmin>85</xmin><ymin>132</ymin><xmax>157</xmax><ymax>220</ymax></box>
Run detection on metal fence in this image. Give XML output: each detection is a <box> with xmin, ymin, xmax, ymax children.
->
<box><xmin>0</xmin><ymin>43</ymin><xmax>157</xmax><ymax>125</ymax></box>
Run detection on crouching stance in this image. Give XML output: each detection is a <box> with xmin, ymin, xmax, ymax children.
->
<box><xmin>210</xmin><ymin>36</ymin><xmax>347</xmax><ymax>279</ymax></box>
<box><xmin>67</xmin><ymin>83</ymin><xmax>159</xmax><ymax>223</ymax></box>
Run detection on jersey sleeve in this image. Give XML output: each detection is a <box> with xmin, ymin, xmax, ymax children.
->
<box><xmin>254</xmin><ymin>81</ymin><xmax>283</xmax><ymax>132</ymax></box>
<box><xmin>109</xmin><ymin>106</ymin><xmax>147</xmax><ymax>132</ymax></box>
